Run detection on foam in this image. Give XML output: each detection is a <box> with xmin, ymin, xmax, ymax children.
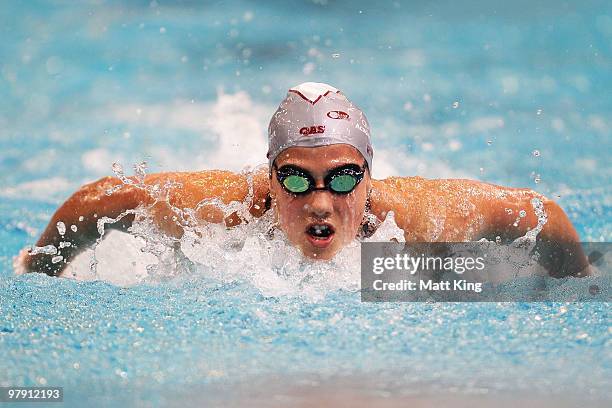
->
<box><xmin>60</xmin><ymin>230</ymin><xmax>158</xmax><ymax>286</ymax></box>
<box><xmin>1</xmin><ymin>177</ymin><xmax>74</xmax><ymax>201</ymax></box>
<box><xmin>47</xmin><ymin>202</ymin><xmax>551</xmax><ymax>300</ymax></box>
<box><xmin>109</xmin><ymin>90</ymin><xmax>272</xmax><ymax>172</ymax></box>
<box><xmin>39</xmin><ymin>170</ymin><xmax>408</xmax><ymax>296</ymax></box>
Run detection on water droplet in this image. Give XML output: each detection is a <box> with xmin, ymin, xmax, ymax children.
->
<box><xmin>106</xmin><ymin>185</ymin><xmax>123</xmax><ymax>196</ymax></box>
<box><xmin>534</xmin><ymin>174</ymin><xmax>541</xmax><ymax>184</ymax></box>
<box><xmin>487</xmin><ymin>140</ymin><xmax>492</xmax><ymax>146</ymax></box>
<box><xmin>532</xmin><ymin>149</ymin><xmax>540</xmax><ymax>157</ymax></box>
<box><xmin>452</xmin><ymin>101</ymin><xmax>460</xmax><ymax>108</ymax></box>
<box><xmin>51</xmin><ymin>255</ymin><xmax>63</xmax><ymax>264</ymax></box>
<box><xmin>133</xmin><ymin>161</ymin><xmax>147</xmax><ymax>183</ymax></box>
<box><xmin>536</xmin><ymin>109</ymin><xmax>542</xmax><ymax>115</ymax></box>
<box><xmin>112</xmin><ymin>162</ymin><xmax>124</xmax><ymax>177</ymax></box>
<box><xmin>56</xmin><ymin>221</ymin><xmax>66</xmax><ymax>236</ymax></box>
<box><xmin>519</xmin><ymin>210</ymin><xmax>527</xmax><ymax>217</ymax></box>
<box><xmin>505</xmin><ymin>208</ymin><xmax>513</xmax><ymax>215</ymax></box>
<box><xmin>30</xmin><ymin>245</ymin><xmax>58</xmax><ymax>256</ymax></box>
<box><xmin>71</xmin><ymin>225</ymin><xmax>78</xmax><ymax>232</ymax></box>
<box><xmin>78</xmin><ymin>216</ymin><xmax>84</xmax><ymax>222</ymax></box>
<box><xmin>159</xmin><ymin>27</ymin><xmax>166</xmax><ymax>34</ymax></box>
<box><xmin>331</xmin><ymin>53</ymin><xmax>340</xmax><ymax>58</ymax></box>
<box><xmin>479</xmin><ymin>167</ymin><xmax>484</xmax><ymax>173</ymax></box>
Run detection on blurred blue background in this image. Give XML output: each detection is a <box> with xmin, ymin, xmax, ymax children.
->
<box><xmin>1</xmin><ymin>0</ymin><xmax>610</xmax><ymax>249</ymax></box>
<box><xmin>0</xmin><ymin>1</ymin><xmax>610</xmax><ymax>406</ymax></box>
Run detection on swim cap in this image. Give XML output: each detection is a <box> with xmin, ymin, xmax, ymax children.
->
<box><xmin>267</xmin><ymin>82</ymin><xmax>373</xmax><ymax>170</ymax></box>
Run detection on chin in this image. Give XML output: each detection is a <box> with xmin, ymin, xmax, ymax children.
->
<box><xmin>300</xmin><ymin>244</ymin><xmax>341</xmax><ymax>261</ymax></box>
<box><xmin>308</xmin><ymin>251</ymin><xmax>336</xmax><ymax>261</ymax></box>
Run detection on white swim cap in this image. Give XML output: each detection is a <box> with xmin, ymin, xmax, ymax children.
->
<box><xmin>267</xmin><ymin>82</ymin><xmax>373</xmax><ymax>170</ymax></box>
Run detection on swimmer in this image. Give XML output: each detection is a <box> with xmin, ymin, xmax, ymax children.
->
<box><xmin>19</xmin><ymin>82</ymin><xmax>590</xmax><ymax>277</ymax></box>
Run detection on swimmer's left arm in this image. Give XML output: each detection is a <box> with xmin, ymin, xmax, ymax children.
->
<box><xmin>370</xmin><ymin>177</ymin><xmax>590</xmax><ymax>277</ymax></box>
<box><xmin>478</xmin><ymin>186</ymin><xmax>590</xmax><ymax>277</ymax></box>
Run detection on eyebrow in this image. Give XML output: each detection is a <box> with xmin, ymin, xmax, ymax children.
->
<box><xmin>275</xmin><ymin>162</ymin><xmax>361</xmax><ymax>173</ymax></box>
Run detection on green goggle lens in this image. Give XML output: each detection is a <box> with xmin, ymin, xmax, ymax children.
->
<box><xmin>283</xmin><ymin>175</ymin><xmax>310</xmax><ymax>193</ymax></box>
<box><xmin>329</xmin><ymin>174</ymin><xmax>357</xmax><ymax>192</ymax></box>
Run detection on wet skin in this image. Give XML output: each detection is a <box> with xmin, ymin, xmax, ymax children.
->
<box><xmin>20</xmin><ymin>145</ymin><xmax>590</xmax><ymax>277</ymax></box>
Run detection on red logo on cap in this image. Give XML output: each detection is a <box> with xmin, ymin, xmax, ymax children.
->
<box><xmin>299</xmin><ymin>125</ymin><xmax>325</xmax><ymax>135</ymax></box>
<box><xmin>327</xmin><ymin>110</ymin><xmax>349</xmax><ymax>120</ymax></box>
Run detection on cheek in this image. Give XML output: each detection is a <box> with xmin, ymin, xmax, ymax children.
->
<box><xmin>334</xmin><ymin>193</ymin><xmax>367</xmax><ymax>236</ymax></box>
<box><xmin>275</xmin><ymin>196</ymin><xmax>307</xmax><ymax>228</ymax></box>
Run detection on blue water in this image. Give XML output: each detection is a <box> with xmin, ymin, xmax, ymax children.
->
<box><xmin>1</xmin><ymin>0</ymin><xmax>610</xmax><ymax>406</ymax></box>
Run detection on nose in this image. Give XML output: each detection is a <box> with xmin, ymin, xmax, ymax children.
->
<box><xmin>306</xmin><ymin>190</ymin><xmax>334</xmax><ymax>218</ymax></box>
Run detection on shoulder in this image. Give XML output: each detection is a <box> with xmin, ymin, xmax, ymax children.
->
<box><xmin>144</xmin><ymin>168</ymin><xmax>270</xmax><ymax>214</ymax></box>
<box><xmin>369</xmin><ymin>176</ymin><xmax>478</xmax><ymax>207</ymax></box>
<box><xmin>372</xmin><ymin>176</ymin><xmax>543</xmax><ymax>200</ymax></box>
<box><xmin>369</xmin><ymin>176</ymin><xmax>548</xmax><ymax>241</ymax></box>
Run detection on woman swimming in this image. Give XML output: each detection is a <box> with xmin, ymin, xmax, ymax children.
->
<box><xmin>20</xmin><ymin>82</ymin><xmax>589</xmax><ymax>277</ymax></box>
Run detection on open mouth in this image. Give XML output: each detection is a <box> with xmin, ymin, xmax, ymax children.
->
<box><xmin>305</xmin><ymin>223</ymin><xmax>336</xmax><ymax>248</ymax></box>
<box><xmin>307</xmin><ymin>223</ymin><xmax>335</xmax><ymax>238</ymax></box>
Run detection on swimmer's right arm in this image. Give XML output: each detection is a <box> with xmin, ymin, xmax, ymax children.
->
<box><xmin>20</xmin><ymin>176</ymin><xmax>147</xmax><ymax>276</ymax></box>
<box><xmin>20</xmin><ymin>169</ymin><xmax>270</xmax><ymax>276</ymax></box>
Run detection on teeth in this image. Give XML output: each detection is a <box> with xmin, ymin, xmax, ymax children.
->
<box><xmin>309</xmin><ymin>224</ymin><xmax>332</xmax><ymax>237</ymax></box>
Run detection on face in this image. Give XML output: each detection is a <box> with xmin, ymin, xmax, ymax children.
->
<box><xmin>270</xmin><ymin>144</ymin><xmax>371</xmax><ymax>260</ymax></box>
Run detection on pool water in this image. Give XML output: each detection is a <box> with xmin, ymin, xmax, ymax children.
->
<box><xmin>1</xmin><ymin>0</ymin><xmax>610</xmax><ymax>406</ymax></box>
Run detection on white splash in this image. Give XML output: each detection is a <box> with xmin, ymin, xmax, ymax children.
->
<box><xmin>108</xmin><ymin>90</ymin><xmax>272</xmax><ymax>172</ymax></box>
<box><xmin>57</xmin><ymin>162</ymin><xmax>408</xmax><ymax>300</ymax></box>
<box><xmin>54</xmin><ymin>164</ymin><xmax>555</xmax><ymax>296</ymax></box>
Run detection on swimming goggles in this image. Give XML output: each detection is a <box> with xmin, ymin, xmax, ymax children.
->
<box><xmin>273</xmin><ymin>162</ymin><xmax>366</xmax><ymax>195</ymax></box>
